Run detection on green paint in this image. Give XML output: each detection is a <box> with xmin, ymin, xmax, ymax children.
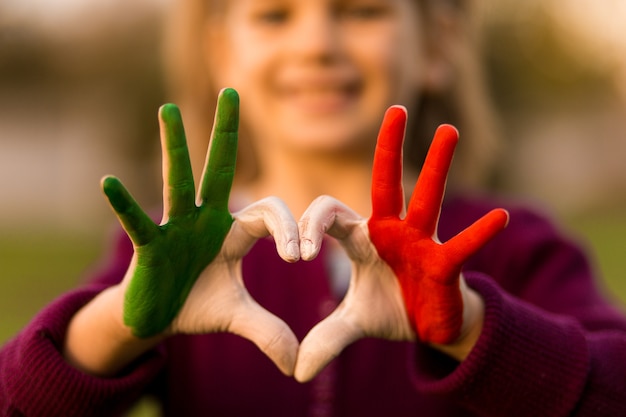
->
<box><xmin>102</xmin><ymin>89</ymin><xmax>239</xmax><ymax>338</ymax></box>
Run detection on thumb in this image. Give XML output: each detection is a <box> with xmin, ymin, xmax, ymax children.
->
<box><xmin>295</xmin><ymin>309</ymin><xmax>364</xmax><ymax>382</ymax></box>
<box><xmin>446</xmin><ymin>208</ymin><xmax>509</xmax><ymax>265</ymax></box>
<box><xmin>228</xmin><ymin>301</ymin><xmax>300</xmax><ymax>376</ymax></box>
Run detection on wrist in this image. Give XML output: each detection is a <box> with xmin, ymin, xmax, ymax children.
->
<box><xmin>430</xmin><ymin>278</ymin><xmax>484</xmax><ymax>361</ymax></box>
<box><xmin>63</xmin><ymin>285</ymin><xmax>165</xmax><ymax>377</ymax></box>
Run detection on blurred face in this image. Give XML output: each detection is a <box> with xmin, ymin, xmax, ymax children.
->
<box><xmin>206</xmin><ymin>0</ymin><xmax>429</xmax><ymax>155</ymax></box>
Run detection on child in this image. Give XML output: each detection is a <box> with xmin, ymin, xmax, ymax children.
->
<box><xmin>2</xmin><ymin>1</ymin><xmax>626</xmax><ymax>416</ymax></box>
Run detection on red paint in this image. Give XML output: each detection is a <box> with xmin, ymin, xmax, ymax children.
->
<box><xmin>368</xmin><ymin>107</ymin><xmax>508</xmax><ymax>344</ymax></box>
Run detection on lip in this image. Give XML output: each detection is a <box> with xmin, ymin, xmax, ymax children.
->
<box><xmin>278</xmin><ymin>74</ymin><xmax>362</xmax><ymax>114</ymax></box>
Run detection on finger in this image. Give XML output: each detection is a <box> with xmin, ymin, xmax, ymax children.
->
<box><xmin>101</xmin><ymin>176</ymin><xmax>159</xmax><ymax>246</ymax></box>
<box><xmin>370</xmin><ymin>106</ymin><xmax>407</xmax><ymax>219</ymax></box>
<box><xmin>228</xmin><ymin>301</ymin><xmax>299</xmax><ymax>376</ymax></box>
<box><xmin>229</xmin><ymin>197</ymin><xmax>300</xmax><ymax>262</ymax></box>
<box><xmin>295</xmin><ymin>311</ymin><xmax>364</xmax><ymax>382</ymax></box>
<box><xmin>445</xmin><ymin>208</ymin><xmax>509</xmax><ymax>265</ymax></box>
<box><xmin>198</xmin><ymin>88</ymin><xmax>239</xmax><ymax>210</ymax></box>
<box><xmin>299</xmin><ymin>196</ymin><xmax>363</xmax><ymax>261</ymax></box>
<box><xmin>406</xmin><ymin>124</ymin><xmax>458</xmax><ymax>233</ymax></box>
<box><xmin>159</xmin><ymin>103</ymin><xmax>196</xmax><ymax>220</ymax></box>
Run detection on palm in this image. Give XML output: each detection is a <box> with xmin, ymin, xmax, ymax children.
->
<box><xmin>118</xmin><ymin>199</ymin><xmax>233</xmax><ymax>336</ymax></box>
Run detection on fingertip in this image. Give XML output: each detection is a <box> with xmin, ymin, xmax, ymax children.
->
<box><xmin>100</xmin><ymin>174</ymin><xmax>117</xmax><ymax>188</ymax></box>
<box><xmin>100</xmin><ymin>176</ymin><xmax>133</xmax><ymax>214</ymax></box>
<box><xmin>233</xmin><ymin>304</ymin><xmax>299</xmax><ymax>377</ymax></box>
<box><xmin>300</xmin><ymin>239</ymin><xmax>320</xmax><ymax>261</ymax></box>
<box><xmin>276</xmin><ymin>350</ymin><xmax>297</xmax><ymax>378</ymax></box>
<box><xmin>485</xmin><ymin>208</ymin><xmax>509</xmax><ymax>228</ymax></box>
<box><xmin>495</xmin><ymin>208</ymin><xmax>510</xmax><ymax>228</ymax></box>
<box><xmin>293</xmin><ymin>358</ymin><xmax>316</xmax><ymax>383</ymax></box>
<box><xmin>293</xmin><ymin>338</ymin><xmax>337</xmax><ymax>382</ymax></box>
<box><xmin>214</xmin><ymin>88</ymin><xmax>240</xmax><ymax>134</ymax></box>
<box><xmin>437</xmin><ymin>123</ymin><xmax>459</xmax><ymax>136</ymax></box>
<box><xmin>219</xmin><ymin>87</ymin><xmax>240</xmax><ymax>104</ymax></box>
<box><xmin>159</xmin><ymin>103</ymin><xmax>181</xmax><ymax>121</ymax></box>
<box><xmin>283</xmin><ymin>240</ymin><xmax>301</xmax><ymax>263</ymax></box>
<box><xmin>379</xmin><ymin>105</ymin><xmax>407</xmax><ymax>143</ymax></box>
<box><xmin>385</xmin><ymin>104</ymin><xmax>407</xmax><ymax>119</ymax></box>
<box><xmin>293</xmin><ymin>344</ymin><xmax>328</xmax><ymax>382</ymax></box>
<box><xmin>100</xmin><ymin>175</ymin><xmax>121</xmax><ymax>198</ymax></box>
<box><xmin>434</xmin><ymin>124</ymin><xmax>459</xmax><ymax>145</ymax></box>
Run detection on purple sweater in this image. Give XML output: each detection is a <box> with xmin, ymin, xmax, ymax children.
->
<box><xmin>1</xmin><ymin>195</ymin><xmax>626</xmax><ymax>416</ymax></box>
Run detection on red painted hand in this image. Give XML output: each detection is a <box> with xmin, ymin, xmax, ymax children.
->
<box><xmin>368</xmin><ymin>106</ymin><xmax>509</xmax><ymax>344</ymax></box>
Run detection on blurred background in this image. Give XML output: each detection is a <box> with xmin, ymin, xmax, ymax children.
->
<box><xmin>1</xmin><ymin>0</ymin><xmax>625</xmax><ymax>413</ymax></box>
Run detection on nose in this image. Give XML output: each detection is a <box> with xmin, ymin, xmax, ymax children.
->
<box><xmin>288</xmin><ymin>9</ymin><xmax>341</xmax><ymax>63</ymax></box>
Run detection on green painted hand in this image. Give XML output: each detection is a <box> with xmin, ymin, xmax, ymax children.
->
<box><xmin>102</xmin><ymin>88</ymin><xmax>300</xmax><ymax>375</ymax></box>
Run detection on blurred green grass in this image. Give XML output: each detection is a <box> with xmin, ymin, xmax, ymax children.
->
<box><xmin>0</xmin><ymin>210</ymin><xmax>624</xmax><ymax>417</ymax></box>
<box><xmin>0</xmin><ymin>229</ymin><xmax>160</xmax><ymax>416</ymax></box>
<box><xmin>0</xmin><ymin>231</ymin><xmax>101</xmax><ymax>343</ymax></box>
<box><xmin>564</xmin><ymin>210</ymin><xmax>626</xmax><ymax>307</ymax></box>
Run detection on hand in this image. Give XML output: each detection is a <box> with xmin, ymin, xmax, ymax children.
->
<box><xmin>102</xmin><ymin>88</ymin><xmax>300</xmax><ymax>375</ymax></box>
<box><xmin>295</xmin><ymin>196</ymin><xmax>414</xmax><ymax>382</ymax></box>
<box><xmin>294</xmin><ymin>106</ymin><xmax>508</xmax><ymax>382</ymax></box>
<box><xmin>367</xmin><ymin>106</ymin><xmax>509</xmax><ymax>344</ymax></box>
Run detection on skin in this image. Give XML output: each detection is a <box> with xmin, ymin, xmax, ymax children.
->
<box><xmin>367</xmin><ymin>107</ymin><xmax>509</xmax><ymax>345</ymax></box>
<box><xmin>209</xmin><ymin>0</ymin><xmax>425</xmax><ymax>150</ymax></box>
<box><xmin>204</xmin><ymin>0</ymin><xmax>434</xmax><ymax>217</ymax></box>
<box><xmin>294</xmin><ymin>107</ymin><xmax>508</xmax><ymax>382</ymax></box>
<box><xmin>64</xmin><ymin>0</ymin><xmax>496</xmax><ymax>385</ymax></box>
<box><xmin>103</xmin><ymin>93</ymin><xmax>238</xmax><ymax>338</ymax></box>
<box><xmin>63</xmin><ymin>89</ymin><xmax>301</xmax><ymax>376</ymax></box>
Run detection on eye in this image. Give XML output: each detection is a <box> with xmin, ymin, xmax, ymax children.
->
<box><xmin>254</xmin><ymin>8</ymin><xmax>289</xmax><ymax>25</ymax></box>
<box><xmin>341</xmin><ymin>2</ymin><xmax>388</xmax><ymax>20</ymax></box>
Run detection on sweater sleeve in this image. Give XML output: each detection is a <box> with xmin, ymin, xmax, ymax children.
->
<box><xmin>0</xmin><ymin>230</ymin><xmax>166</xmax><ymax>417</ymax></box>
<box><xmin>410</xmin><ymin>202</ymin><xmax>626</xmax><ymax>416</ymax></box>
<box><xmin>412</xmin><ymin>274</ymin><xmax>626</xmax><ymax>416</ymax></box>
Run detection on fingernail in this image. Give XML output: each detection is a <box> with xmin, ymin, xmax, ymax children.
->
<box><xmin>301</xmin><ymin>239</ymin><xmax>315</xmax><ymax>260</ymax></box>
<box><xmin>287</xmin><ymin>240</ymin><xmax>300</xmax><ymax>261</ymax></box>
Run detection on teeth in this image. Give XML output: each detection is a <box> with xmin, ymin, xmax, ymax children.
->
<box><xmin>297</xmin><ymin>86</ymin><xmax>344</xmax><ymax>93</ymax></box>
<box><xmin>293</xmin><ymin>87</ymin><xmax>351</xmax><ymax>97</ymax></box>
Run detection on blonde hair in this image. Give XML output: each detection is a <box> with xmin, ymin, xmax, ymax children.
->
<box><xmin>161</xmin><ymin>0</ymin><xmax>501</xmax><ymax>191</ymax></box>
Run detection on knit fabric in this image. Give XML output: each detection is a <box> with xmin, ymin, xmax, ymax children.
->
<box><xmin>1</xmin><ymin>195</ymin><xmax>625</xmax><ymax>416</ymax></box>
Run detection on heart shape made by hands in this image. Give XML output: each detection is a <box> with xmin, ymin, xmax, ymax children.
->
<box><xmin>105</xmin><ymin>89</ymin><xmax>507</xmax><ymax>383</ymax></box>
